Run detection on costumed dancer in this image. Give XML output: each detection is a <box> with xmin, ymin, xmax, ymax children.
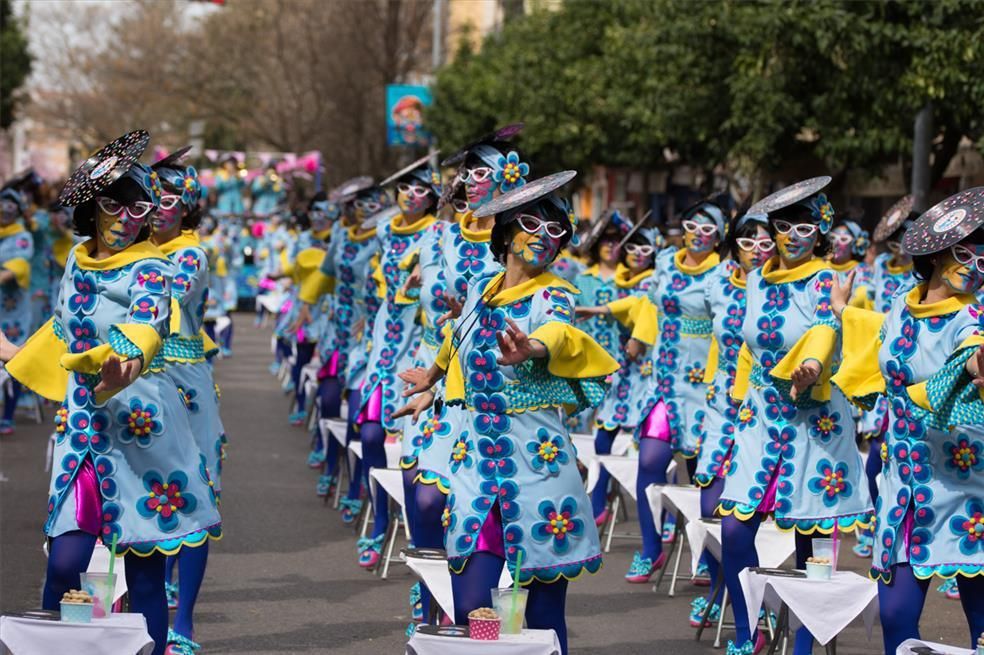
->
<box><xmin>149</xmin><ymin>150</ymin><xmax>227</xmax><ymax>654</ymax></box>
<box><xmin>574</xmin><ymin>220</ymin><xmax>658</xmax><ymax>530</ymax></box>
<box><xmin>626</xmin><ymin>200</ymin><xmax>725</xmax><ymax>583</ymax></box>
<box><xmin>394</xmin><ymin>126</ymin><xmax>523</xmax><ymax>630</ymax></box>
<box><xmin>827</xmin><ymin>215</ymin><xmax>873</xmax><ymax>309</ymax></box>
<box><xmin>354</xmin><ymin>163</ymin><xmax>437</xmax><ymax>569</ymax></box>
<box><xmin>283</xmin><ymin>195</ymin><xmax>334</xmax><ymax>426</ymax></box>
<box><xmin>400</xmin><ymin>171</ymin><xmax>618</xmax><ymax>655</ymax></box>
<box><xmin>0</xmin><ymin>132</ymin><xmax>221</xmax><ymax>655</ymax></box>
<box><xmin>716</xmin><ymin>177</ymin><xmax>872</xmax><ymax>655</ymax></box>
<box><xmin>0</xmin><ymin>185</ymin><xmax>35</xmax><ymax>434</ymax></box>
<box><xmin>566</xmin><ymin>207</ymin><xmax>633</xmax><ymax>434</ymax></box>
<box><xmin>688</xmin><ymin>209</ymin><xmax>774</xmax><ymax>628</ymax></box>
<box><xmin>250</xmin><ymin>163</ymin><xmax>285</xmax><ymax>218</ymax></box>
<box><xmin>831</xmin><ymin>187</ymin><xmax>984</xmax><ymax>652</ymax></box>
<box><xmin>212</xmin><ymin>155</ymin><xmax>245</xmax><ymax>218</ymax></box>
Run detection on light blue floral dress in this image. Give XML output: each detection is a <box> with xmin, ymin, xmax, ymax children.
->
<box><xmin>360</xmin><ymin>214</ymin><xmax>436</xmax><ymax>430</ymax></box>
<box><xmin>11</xmin><ymin>242</ymin><xmax>221</xmax><ymax>555</ymax></box>
<box><xmin>636</xmin><ymin>248</ymin><xmax>718</xmax><ymax>457</ymax></box>
<box><xmin>155</xmin><ymin>233</ymin><xmax>227</xmax><ymax>496</ymax></box>
<box><xmin>835</xmin><ymin>286</ymin><xmax>984</xmax><ymax>581</ymax></box>
<box><xmin>0</xmin><ymin>223</ymin><xmax>35</xmax><ymax>346</ymax></box>
<box><xmin>718</xmin><ymin>258</ymin><xmax>872</xmax><ymax>533</ymax></box>
<box><xmin>568</xmin><ymin>265</ymin><xmax>620</xmax><ymax>432</ymax></box>
<box><xmin>595</xmin><ymin>268</ymin><xmax>656</xmax><ymax>431</ymax></box>
<box><xmin>402</xmin><ymin>217</ymin><xmax>499</xmax><ymax>488</ymax></box>
<box><xmin>694</xmin><ymin>262</ymin><xmax>747</xmax><ymax>487</ymax></box>
<box><xmin>442</xmin><ymin>271</ymin><xmax>617</xmax><ymax>583</ymax></box>
<box><xmin>213</xmin><ymin>171</ymin><xmax>245</xmax><ymax>216</ymax></box>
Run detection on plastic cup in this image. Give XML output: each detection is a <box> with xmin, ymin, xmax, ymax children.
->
<box><xmin>80</xmin><ymin>572</ymin><xmax>116</xmax><ymax>618</ymax></box>
<box><xmin>811</xmin><ymin>538</ymin><xmax>839</xmax><ymax>572</ymax></box>
<box><xmin>490</xmin><ymin>587</ymin><xmax>528</xmax><ymax>634</ymax></box>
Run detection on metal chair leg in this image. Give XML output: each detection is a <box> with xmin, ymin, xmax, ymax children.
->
<box><xmin>380</xmin><ymin>510</ymin><xmax>401</xmax><ymax>580</ymax></box>
<box><xmin>604</xmin><ymin>494</ymin><xmax>620</xmax><ymax>553</ymax></box>
<box><xmin>695</xmin><ymin>571</ymin><xmax>724</xmax><ymax>642</ymax></box>
<box><xmin>714</xmin><ymin>586</ymin><xmax>729</xmax><ymax>648</ymax></box>
<box><xmin>667</xmin><ymin>516</ymin><xmax>686</xmax><ymax>597</ymax></box>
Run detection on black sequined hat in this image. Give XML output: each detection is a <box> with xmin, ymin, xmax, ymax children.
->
<box><xmin>872</xmin><ymin>195</ymin><xmax>915</xmax><ymax>243</ymax></box>
<box><xmin>59</xmin><ymin>130</ymin><xmax>151</xmax><ymax>207</ymax></box>
<box><xmin>901</xmin><ymin>188</ymin><xmax>984</xmax><ymax>256</ymax></box>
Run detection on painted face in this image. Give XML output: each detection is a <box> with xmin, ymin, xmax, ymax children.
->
<box><xmin>941</xmin><ymin>243</ymin><xmax>984</xmax><ymax>294</ymax></box>
<box><xmin>682</xmin><ymin>216</ymin><xmax>719</xmax><ymax>254</ymax></box>
<box><xmin>97</xmin><ymin>203</ymin><xmax>145</xmax><ymax>250</ymax></box>
<box><xmin>0</xmin><ymin>199</ymin><xmax>20</xmax><ymax>226</ymax></box>
<box><xmin>152</xmin><ymin>194</ymin><xmax>183</xmax><ymax>234</ymax></box>
<box><xmin>598</xmin><ymin>238</ymin><xmax>620</xmax><ymax>265</ymax></box>
<box><xmin>462</xmin><ymin>166</ymin><xmax>495</xmax><ymax>209</ymax></box>
<box><xmin>510</xmin><ymin>215</ymin><xmax>563</xmax><ymax>268</ymax></box>
<box><xmin>773</xmin><ymin>219</ymin><xmax>818</xmax><ymax>263</ymax></box>
<box><xmin>736</xmin><ymin>225</ymin><xmax>774</xmax><ymax>272</ymax></box>
<box><xmin>396</xmin><ymin>180</ymin><xmax>432</xmax><ymax>215</ymax></box>
<box><xmin>624</xmin><ymin>242</ymin><xmax>655</xmax><ymax>272</ymax></box>
<box><xmin>828</xmin><ymin>226</ymin><xmax>854</xmax><ymax>263</ymax></box>
<box><xmin>353</xmin><ymin>190</ymin><xmax>387</xmax><ymax>223</ymax></box>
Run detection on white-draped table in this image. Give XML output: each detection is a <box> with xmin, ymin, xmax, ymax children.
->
<box><xmin>407</xmin><ymin>628</ymin><xmax>560</xmax><ymax>655</ymax></box>
<box><xmin>0</xmin><ymin>613</ymin><xmax>153</xmax><ymax>655</ymax></box>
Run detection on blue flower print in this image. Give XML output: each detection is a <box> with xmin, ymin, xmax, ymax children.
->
<box><xmin>54</xmin><ymin>452</ymin><xmax>81</xmax><ymax>491</ymax></box>
<box><xmin>67</xmin><ymin>317</ymin><xmax>98</xmax><ymax>354</ymax></box>
<box><xmin>176</xmin><ymin>250</ymin><xmax>201</xmax><ymax>274</ymax></box>
<box><xmin>449</xmin><ymin>435</ymin><xmax>474</xmax><ymax>473</ymax></box>
<box><xmin>526</xmin><ymin>428</ymin><xmax>569</xmax><ymax>476</ymax></box>
<box><xmin>889</xmin><ymin>398</ymin><xmax>925</xmax><ymax>441</ymax></box>
<box><xmin>764</xmin><ymin>285</ymin><xmax>790</xmax><ymax>312</ymax></box>
<box><xmin>895</xmin><ymin>441</ymin><xmax>932</xmax><ymax>485</ymax></box>
<box><xmin>808</xmin><ymin>408</ymin><xmax>842</xmax><ymax>443</ymax></box>
<box><xmin>456</xmin><ymin>241</ymin><xmax>488</xmax><ymax>276</ymax></box>
<box><xmin>507</xmin><ymin>300</ymin><xmax>531</xmax><ymax>320</ymax></box>
<box><xmin>177</xmin><ymin>386</ymin><xmax>199</xmax><ymax>412</ymax></box>
<box><xmin>497</xmin><ymin>480</ymin><xmax>522</xmax><ymax>521</ymax></box>
<box><xmin>68</xmin><ymin>272</ymin><xmax>98</xmax><ymax>315</ymax></box>
<box><xmin>884</xmin><ymin>360</ymin><xmax>913</xmax><ymax>394</ymax></box>
<box><xmin>198</xmin><ymin>454</ymin><xmax>217</xmax><ymax>506</ymax></box>
<box><xmin>412</xmin><ymin>412</ymin><xmax>451</xmax><ymax>452</ymax></box>
<box><xmin>130</xmin><ymin>296</ymin><xmax>160</xmax><ymax>323</ymax></box>
<box><xmin>949</xmin><ymin>499</ymin><xmax>984</xmax><ymax>556</ymax></box>
<box><xmin>889</xmin><ymin>319</ymin><xmax>919</xmax><ymax>358</ymax></box>
<box><xmin>763</xmin><ymin>389</ymin><xmax>795</xmax><ymax>422</ymax></box>
<box><xmin>135</xmin><ymin>267</ymin><xmax>167</xmax><ymax>293</ymax></box>
<box><xmin>661</xmin><ymin>296</ymin><xmax>681</xmax><ymax>317</ymax></box>
<box><xmin>137</xmin><ymin>470</ymin><xmax>197</xmax><ymax>532</ymax></box>
<box><xmin>756</xmin><ymin>315</ymin><xmax>785</xmax><ymax>349</ymax></box>
<box><xmin>807</xmin><ymin>459</ymin><xmax>852</xmax><ymax>507</ymax></box>
<box><xmin>476</xmin><ymin>435</ymin><xmax>517</xmax><ymax>479</ymax></box>
<box><xmin>531</xmin><ymin>497</ymin><xmax>584</xmax><ymax>555</ymax></box>
<box><xmin>455</xmin><ymin>514</ymin><xmax>483</xmax><ymax>552</ymax></box>
<box><xmin>474</xmin><ymin>309</ymin><xmax>506</xmax><ymax>347</ymax></box>
<box><xmin>69</xmin><ymin>409</ymin><xmax>110</xmax><ymax>454</ymax></box>
<box><xmin>670</xmin><ymin>275</ymin><xmax>690</xmax><ymax>292</ymax></box>
<box><xmin>943</xmin><ymin>435</ymin><xmax>984</xmax><ymax>480</ymax></box>
<box><xmin>504</xmin><ymin>524</ymin><xmax>527</xmax><ymax>566</ymax></box>
<box><xmin>92</xmin><ymin>455</ymin><xmax>118</xmax><ymax>499</ymax></box>
<box><xmin>493</xmin><ymin>151</ymin><xmax>529</xmax><ymax>193</ymax></box>
<box><xmin>764</xmin><ymin>425</ymin><xmax>797</xmax><ymax>460</ymax></box>
<box><xmin>100</xmin><ymin>502</ymin><xmax>123</xmax><ymax>545</ymax></box>
<box><xmin>908</xmin><ymin>527</ymin><xmax>934</xmax><ymax>564</ymax></box>
<box><xmin>172</xmin><ymin>272</ymin><xmax>192</xmax><ymax>295</ymax></box>
<box><xmin>117</xmin><ymin>399</ymin><xmax>163</xmax><ymax>447</ymax></box>
<box><xmin>468</xmin><ymin>351</ymin><xmax>504</xmax><ymax>391</ymax></box>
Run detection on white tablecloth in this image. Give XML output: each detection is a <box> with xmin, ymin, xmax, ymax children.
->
<box><xmin>347</xmin><ymin>440</ymin><xmax>402</xmax><ymax>470</ymax></box>
<box><xmin>407</xmin><ymin>628</ymin><xmax>560</xmax><ymax>655</ymax></box>
<box><xmin>403</xmin><ymin>555</ymin><xmax>512</xmax><ymax>620</ymax></box>
<box><xmin>0</xmin><ymin>613</ymin><xmax>153</xmax><ymax>655</ymax></box>
<box><xmin>687</xmin><ymin>519</ymin><xmax>795</xmax><ymax>576</ymax></box>
<box><xmin>597</xmin><ymin>455</ymin><xmax>640</xmax><ymax>500</ymax></box>
<box><xmin>738</xmin><ymin>568</ymin><xmax>878</xmax><ymax>646</ymax></box>
<box><xmin>896</xmin><ymin>639</ymin><xmax>974</xmax><ymax>655</ymax></box>
<box><xmin>571</xmin><ymin>433</ymin><xmax>633</xmax><ymax>493</ymax></box>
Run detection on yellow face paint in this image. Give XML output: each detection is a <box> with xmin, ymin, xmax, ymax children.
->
<box><xmin>510</xmin><ymin>229</ymin><xmax>560</xmax><ymax>268</ymax></box>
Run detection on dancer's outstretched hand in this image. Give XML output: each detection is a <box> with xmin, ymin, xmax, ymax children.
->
<box><xmin>968</xmin><ymin>345</ymin><xmax>984</xmax><ymax>388</ymax></box>
<box><xmin>829</xmin><ymin>269</ymin><xmax>856</xmax><ymax>319</ymax></box>
<box><xmin>94</xmin><ymin>355</ymin><xmax>141</xmax><ymax>395</ymax></box>
<box><xmin>496</xmin><ymin>318</ymin><xmax>544</xmax><ymax>366</ymax></box>
<box><xmin>392</xmin><ymin>391</ymin><xmax>434</xmax><ymax>423</ymax></box>
<box><xmin>789</xmin><ymin>360</ymin><xmax>821</xmax><ymax>402</ymax></box>
<box><xmin>436</xmin><ymin>294</ymin><xmax>463</xmax><ymax>326</ymax></box>
<box><xmin>400</xmin><ymin>365</ymin><xmax>442</xmax><ymax>397</ymax></box>
<box><xmin>625</xmin><ymin>337</ymin><xmax>645</xmax><ymax>362</ymax></box>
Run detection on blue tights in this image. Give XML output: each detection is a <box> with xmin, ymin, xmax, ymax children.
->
<box><xmin>343</xmin><ymin>390</ymin><xmax>364</xmax><ymax>502</ymax></box>
<box><xmin>3</xmin><ymin>380</ymin><xmax>21</xmax><ymax>422</ymax></box>
<box><xmin>164</xmin><ymin>543</ymin><xmax>209</xmax><ymax>640</ymax></box>
<box><xmin>880</xmin><ymin>564</ymin><xmax>984</xmax><ymax>653</ymax></box>
<box><xmin>590</xmin><ymin>427</ymin><xmax>618</xmax><ymax>518</ymax></box>
<box><xmin>451</xmin><ymin>551</ymin><xmax>571</xmax><ymax>655</ymax></box>
<box><xmin>314</xmin><ymin>376</ymin><xmax>342</xmax><ymax>475</ymax></box>
<box><xmin>402</xmin><ymin>465</ymin><xmax>448</xmax><ymax>620</ymax></box>
<box><xmin>722</xmin><ymin>514</ymin><xmax>817</xmax><ymax>653</ymax></box>
<box><xmin>44</xmin><ymin>531</ymin><xmax>167</xmax><ymax>655</ymax></box>
<box><xmin>292</xmin><ymin>341</ymin><xmax>316</xmax><ymax>413</ymax></box>
<box><xmin>636</xmin><ymin>437</ymin><xmax>674</xmax><ymax>561</ymax></box>
<box><xmin>360</xmin><ymin>420</ymin><xmax>389</xmax><ymax>540</ymax></box>
<box><xmin>220</xmin><ymin>317</ymin><xmax>233</xmax><ymax>350</ymax></box>
<box><xmin>700</xmin><ymin>477</ymin><xmax>725</xmax><ymax>605</ymax></box>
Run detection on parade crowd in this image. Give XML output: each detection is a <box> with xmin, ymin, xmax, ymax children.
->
<box><xmin>4</xmin><ymin>124</ymin><xmax>984</xmax><ymax>655</ymax></box>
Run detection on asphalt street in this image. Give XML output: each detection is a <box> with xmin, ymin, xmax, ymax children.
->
<box><xmin>0</xmin><ymin>319</ymin><xmax>973</xmax><ymax>653</ymax></box>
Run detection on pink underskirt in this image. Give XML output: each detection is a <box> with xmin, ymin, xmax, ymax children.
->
<box><xmin>258</xmin><ymin>277</ymin><xmax>277</xmax><ymax>291</ymax></box>
<box><xmin>75</xmin><ymin>457</ymin><xmax>102</xmax><ymax>536</ymax></box>
<box><xmin>755</xmin><ymin>461</ymin><xmax>781</xmax><ymax>514</ymax></box>
<box><xmin>357</xmin><ymin>386</ymin><xmax>383</xmax><ymax>425</ymax></box>
<box><xmin>901</xmin><ymin>508</ymin><xmax>915</xmax><ymax>556</ymax></box>
<box><xmin>640</xmin><ymin>400</ymin><xmax>671</xmax><ymax>442</ymax></box>
<box><xmin>475</xmin><ymin>502</ymin><xmax>505</xmax><ymax>558</ymax></box>
<box><xmin>318</xmin><ymin>350</ymin><xmax>341</xmax><ymax>380</ymax></box>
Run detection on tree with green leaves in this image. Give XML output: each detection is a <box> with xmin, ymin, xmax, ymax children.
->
<box><xmin>0</xmin><ymin>0</ymin><xmax>33</xmax><ymax>130</ymax></box>
<box><xmin>428</xmin><ymin>0</ymin><xmax>984</xmax><ymax>192</ymax></box>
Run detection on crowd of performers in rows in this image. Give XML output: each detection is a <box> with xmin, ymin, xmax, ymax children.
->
<box><xmin>271</xmin><ymin>124</ymin><xmax>984</xmax><ymax>655</ymax></box>
<box><xmin>0</xmin><ymin>132</ymin><xmax>232</xmax><ymax>655</ymax></box>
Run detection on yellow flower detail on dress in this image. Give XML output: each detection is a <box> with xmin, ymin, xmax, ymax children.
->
<box><xmin>538</xmin><ymin>440</ymin><xmax>560</xmax><ymax>463</ymax></box>
<box><xmin>640</xmin><ymin>360</ymin><xmax>653</xmax><ymax>377</ymax></box>
<box><xmin>738</xmin><ymin>406</ymin><xmax>755</xmax><ymax>424</ymax></box>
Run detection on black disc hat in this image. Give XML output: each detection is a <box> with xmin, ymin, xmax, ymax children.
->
<box><xmin>58</xmin><ymin>130</ymin><xmax>152</xmax><ymax>207</ymax></box>
<box><xmin>379</xmin><ymin>153</ymin><xmax>441</xmax><ymax>197</ymax></box>
<box><xmin>441</xmin><ymin>123</ymin><xmax>524</xmax><ymax>168</ymax></box>
<box><xmin>580</xmin><ymin>204</ymin><xmax>635</xmax><ymax>254</ymax></box>
<box><xmin>873</xmin><ymin>195</ymin><xmax>915</xmax><ymax>243</ymax></box>
<box><xmin>901</xmin><ymin>187</ymin><xmax>984</xmax><ymax>256</ymax></box>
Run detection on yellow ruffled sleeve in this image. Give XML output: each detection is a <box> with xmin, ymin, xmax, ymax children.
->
<box><xmin>434</xmin><ymin>328</ymin><xmax>466</xmax><ymax>402</ymax></box>
<box><xmin>200</xmin><ymin>329</ymin><xmax>219</xmax><ymax>359</ymax></box>
<box><xmin>830</xmin><ymin>307</ymin><xmax>886</xmax><ymax>405</ymax></box>
<box><xmin>215</xmin><ymin>256</ymin><xmax>228</xmax><ymax>278</ymax></box>
<box><xmin>731</xmin><ymin>343</ymin><xmax>753</xmax><ymax>402</ymax></box>
<box><xmin>6</xmin><ymin>318</ymin><xmax>69</xmax><ymax>402</ymax></box>
<box><xmin>849</xmin><ymin>285</ymin><xmax>873</xmax><ymax>310</ymax></box>
<box><xmin>907</xmin><ymin>332</ymin><xmax>984</xmax><ymax>414</ymax></box>
<box><xmin>299</xmin><ymin>269</ymin><xmax>335</xmax><ymax>305</ymax></box>
<box><xmin>703</xmin><ymin>337</ymin><xmax>719</xmax><ymax>384</ymax></box>
<box><xmin>60</xmin><ymin>323</ymin><xmax>163</xmax><ymax>379</ymax></box>
<box><xmin>769</xmin><ymin>324</ymin><xmax>838</xmax><ymax>402</ymax></box>
<box><xmin>3</xmin><ymin>257</ymin><xmax>30</xmax><ymax>289</ymax></box>
<box><xmin>607</xmin><ymin>295</ymin><xmax>658</xmax><ymax>345</ymax></box>
<box><xmin>528</xmin><ymin>322</ymin><xmax>620</xmax><ymax>378</ymax></box>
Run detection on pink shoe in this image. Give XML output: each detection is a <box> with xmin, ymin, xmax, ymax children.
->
<box><xmin>0</xmin><ymin>420</ymin><xmax>14</xmax><ymax>435</ymax></box>
<box><xmin>359</xmin><ymin>548</ymin><xmax>381</xmax><ymax>569</ymax></box>
<box><xmin>624</xmin><ymin>551</ymin><xmax>667</xmax><ymax>583</ymax></box>
<box><xmin>594</xmin><ymin>509</ymin><xmax>610</xmax><ymax>527</ymax></box>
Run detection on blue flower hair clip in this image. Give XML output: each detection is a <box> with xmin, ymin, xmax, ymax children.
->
<box><xmin>853</xmin><ymin>230</ymin><xmax>871</xmax><ymax>258</ymax></box>
<box><xmin>567</xmin><ymin>202</ymin><xmax>580</xmax><ymax>247</ymax></box>
<box><xmin>493</xmin><ymin>151</ymin><xmax>530</xmax><ymax>194</ymax></box>
<box><xmin>171</xmin><ymin>167</ymin><xmax>201</xmax><ymax>207</ymax></box>
<box><xmin>809</xmin><ymin>193</ymin><xmax>835</xmax><ymax>235</ymax></box>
